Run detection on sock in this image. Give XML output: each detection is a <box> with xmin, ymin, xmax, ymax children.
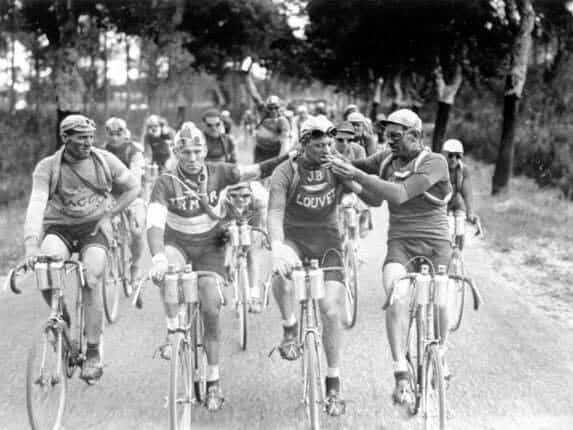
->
<box><xmin>166</xmin><ymin>316</ymin><xmax>178</xmax><ymax>332</ymax></box>
<box><xmin>206</xmin><ymin>380</ymin><xmax>219</xmax><ymax>390</ymax></box>
<box><xmin>283</xmin><ymin>315</ymin><xmax>297</xmax><ymax>327</ymax></box>
<box><xmin>327</xmin><ymin>367</ymin><xmax>340</xmax><ymax>378</ymax></box>
<box><xmin>393</xmin><ymin>359</ymin><xmax>408</xmax><ymax>374</ymax></box>
<box><xmin>206</xmin><ymin>365</ymin><xmax>220</xmax><ymax>382</ymax></box>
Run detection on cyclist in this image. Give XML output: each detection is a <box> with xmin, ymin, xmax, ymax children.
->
<box><xmin>327</xmin><ymin>109</ymin><xmax>453</xmax><ymax>407</ymax></box>
<box><xmin>442</xmin><ymin>138</ymin><xmax>477</xmax><ymax>250</ymax></box>
<box><xmin>342</xmin><ymin>104</ymin><xmax>358</xmax><ymax>121</ymax></box>
<box><xmin>347</xmin><ymin>111</ymin><xmax>378</xmax><ymax>156</ymax></box>
<box><xmin>268</xmin><ymin>115</ymin><xmax>365</xmax><ymax>417</ymax></box>
<box><xmin>147</xmin><ymin>126</ymin><xmax>292</xmax><ymax>411</ymax></box>
<box><xmin>103</xmin><ymin>117</ymin><xmax>146</xmax><ymax>283</ymax></box>
<box><xmin>221</xmin><ymin>109</ymin><xmax>233</xmax><ymax>135</ymax></box>
<box><xmin>221</xmin><ymin>181</ymin><xmax>268</xmax><ymax>313</ymax></box>
<box><xmin>202</xmin><ymin>109</ymin><xmax>237</xmax><ymax>163</ymax></box>
<box><xmin>23</xmin><ymin>114</ymin><xmax>140</xmax><ymax>382</ymax></box>
<box><xmin>142</xmin><ymin>114</ymin><xmax>174</xmax><ymax>172</ymax></box>
<box><xmin>245</xmin><ymin>71</ymin><xmax>290</xmax><ymax>162</ymax></box>
<box><xmin>295</xmin><ymin>104</ymin><xmax>310</xmax><ymax>137</ymax></box>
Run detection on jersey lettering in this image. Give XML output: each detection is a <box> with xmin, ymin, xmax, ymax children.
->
<box><xmin>307</xmin><ymin>170</ymin><xmax>324</xmax><ymax>182</ymax></box>
<box><xmin>295</xmin><ymin>188</ymin><xmax>336</xmax><ymax>209</ymax></box>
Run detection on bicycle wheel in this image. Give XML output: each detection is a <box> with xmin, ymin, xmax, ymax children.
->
<box><xmin>423</xmin><ymin>345</ymin><xmax>446</xmax><ymax>430</ymax></box>
<box><xmin>168</xmin><ymin>332</ymin><xmax>193</xmax><ymax>430</ymax></box>
<box><xmin>103</xmin><ymin>250</ymin><xmax>120</xmax><ymax>323</ymax></box>
<box><xmin>448</xmin><ymin>253</ymin><xmax>465</xmax><ymax>333</ymax></box>
<box><xmin>342</xmin><ymin>243</ymin><xmax>359</xmax><ymax>329</ymax></box>
<box><xmin>405</xmin><ymin>307</ymin><xmax>423</xmax><ymax>415</ymax></box>
<box><xmin>192</xmin><ymin>309</ymin><xmax>207</xmax><ymax>403</ymax></box>
<box><xmin>26</xmin><ymin>324</ymin><xmax>67</xmax><ymax>430</ymax></box>
<box><xmin>119</xmin><ymin>234</ymin><xmax>133</xmax><ymax>297</ymax></box>
<box><xmin>237</xmin><ymin>265</ymin><xmax>249</xmax><ymax>350</ymax></box>
<box><xmin>303</xmin><ymin>331</ymin><xmax>321</xmax><ymax>430</ymax></box>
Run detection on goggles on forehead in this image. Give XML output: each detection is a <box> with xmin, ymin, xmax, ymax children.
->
<box><xmin>303</xmin><ymin>127</ymin><xmax>337</xmax><ymax>140</ymax></box>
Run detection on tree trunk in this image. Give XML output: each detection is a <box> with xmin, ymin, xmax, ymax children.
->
<box><xmin>33</xmin><ymin>35</ymin><xmax>41</xmax><ymax>121</ymax></box>
<box><xmin>432</xmin><ymin>102</ymin><xmax>451</xmax><ymax>152</ymax></box>
<box><xmin>125</xmin><ymin>35</ymin><xmax>131</xmax><ymax>117</ymax></box>
<box><xmin>9</xmin><ymin>0</ymin><xmax>16</xmax><ymax>115</ymax></box>
<box><xmin>491</xmin><ymin>0</ymin><xmax>535</xmax><ymax>195</ymax></box>
<box><xmin>103</xmin><ymin>29</ymin><xmax>109</xmax><ymax>118</ymax></box>
<box><xmin>431</xmin><ymin>64</ymin><xmax>462</xmax><ymax>152</ymax></box>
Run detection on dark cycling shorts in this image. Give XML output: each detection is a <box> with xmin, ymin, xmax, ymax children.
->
<box><xmin>165</xmin><ymin>228</ymin><xmax>226</xmax><ymax>276</ymax></box>
<box><xmin>384</xmin><ymin>237</ymin><xmax>451</xmax><ymax>270</ymax></box>
<box><xmin>44</xmin><ymin>222</ymin><xmax>108</xmax><ymax>254</ymax></box>
<box><xmin>285</xmin><ymin>225</ymin><xmax>343</xmax><ymax>282</ymax></box>
<box><xmin>254</xmin><ymin>145</ymin><xmax>280</xmax><ymax>163</ymax></box>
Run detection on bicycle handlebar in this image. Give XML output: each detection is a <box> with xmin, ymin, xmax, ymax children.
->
<box><xmin>382</xmin><ymin>274</ymin><xmax>417</xmax><ymax>310</ymax></box>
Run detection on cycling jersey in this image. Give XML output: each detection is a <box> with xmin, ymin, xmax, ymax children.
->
<box><xmin>104</xmin><ymin>140</ymin><xmax>143</xmax><ymax>170</ymax></box>
<box><xmin>254</xmin><ymin>116</ymin><xmax>290</xmax><ymax>153</ymax></box>
<box><xmin>205</xmin><ymin>134</ymin><xmax>237</xmax><ymax>163</ymax></box>
<box><xmin>144</xmin><ymin>131</ymin><xmax>173</xmax><ymax>168</ymax></box>
<box><xmin>447</xmin><ymin>163</ymin><xmax>472</xmax><ymax>214</ymax></box>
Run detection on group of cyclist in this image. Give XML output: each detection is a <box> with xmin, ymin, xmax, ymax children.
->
<box><xmin>22</xmin><ymin>88</ymin><xmax>477</xmax><ymax>419</ymax></box>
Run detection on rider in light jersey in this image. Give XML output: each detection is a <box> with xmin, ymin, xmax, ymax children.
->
<box><xmin>268</xmin><ymin>115</ymin><xmax>370</xmax><ymax>417</ymax></box>
<box><xmin>327</xmin><ymin>109</ymin><xmax>453</xmax><ymax>407</ymax></box>
<box><xmin>24</xmin><ymin>114</ymin><xmax>140</xmax><ymax>382</ymax></box>
<box><xmin>147</xmin><ymin>126</ymin><xmax>292</xmax><ymax>411</ymax></box>
<box><xmin>103</xmin><ymin>117</ymin><xmax>146</xmax><ymax>284</ymax></box>
<box><xmin>347</xmin><ymin>111</ymin><xmax>378</xmax><ymax>157</ymax></box>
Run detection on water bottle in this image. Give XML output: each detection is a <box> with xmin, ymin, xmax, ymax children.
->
<box><xmin>434</xmin><ymin>265</ymin><xmax>449</xmax><ymax>307</ymax></box>
<box><xmin>416</xmin><ymin>264</ymin><xmax>431</xmax><ymax>305</ymax></box>
<box><xmin>35</xmin><ymin>261</ymin><xmax>49</xmax><ymax>291</ymax></box>
<box><xmin>455</xmin><ymin>213</ymin><xmax>465</xmax><ymax>238</ymax></box>
<box><xmin>228</xmin><ymin>221</ymin><xmax>239</xmax><ymax>247</ymax></box>
<box><xmin>163</xmin><ymin>265</ymin><xmax>179</xmax><ymax>305</ymax></box>
<box><xmin>309</xmin><ymin>259</ymin><xmax>325</xmax><ymax>300</ymax></box>
<box><xmin>292</xmin><ymin>266</ymin><xmax>307</xmax><ymax>302</ymax></box>
<box><xmin>151</xmin><ymin>163</ymin><xmax>159</xmax><ymax>180</ymax></box>
<box><xmin>49</xmin><ymin>260</ymin><xmax>65</xmax><ymax>291</ymax></box>
<box><xmin>239</xmin><ymin>223</ymin><xmax>251</xmax><ymax>247</ymax></box>
<box><xmin>180</xmin><ymin>264</ymin><xmax>198</xmax><ymax>303</ymax></box>
<box><xmin>345</xmin><ymin>207</ymin><xmax>357</xmax><ymax>228</ymax></box>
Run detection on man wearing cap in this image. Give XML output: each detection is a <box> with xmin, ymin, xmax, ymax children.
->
<box><xmin>23</xmin><ymin>114</ymin><xmax>140</xmax><ymax>382</ymax></box>
<box><xmin>202</xmin><ymin>109</ymin><xmax>237</xmax><ymax>164</ymax></box>
<box><xmin>327</xmin><ymin>109</ymin><xmax>453</xmax><ymax>408</ymax></box>
<box><xmin>347</xmin><ymin>111</ymin><xmax>378</xmax><ymax>156</ymax></box>
<box><xmin>268</xmin><ymin>115</ymin><xmax>371</xmax><ymax>417</ymax></box>
<box><xmin>142</xmin><ymin>114</ymin><xmax>175</xmax><ymax>172</ymax></box>
<box><xmin>245</xmin><ymin>70</ymin><xmax>291</xmax><ymax>162</ymax></box>
<box><xmin>147</xmin><ymin>126</ymin><xmax>293</xmax><ymax>411</ymax></box>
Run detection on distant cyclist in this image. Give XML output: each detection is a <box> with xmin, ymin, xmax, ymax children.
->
<box><xmin>103</xmin><ymin>117</ymin><xmax>146</xmax><ymax>283</ymax></box>
<box><xmin>24</xmin><ymin>114</ymin><xmax>140</xmax><ymax>382</ymax></box>
<box><xmin>442</xmin><ymin>138</ymin><xmax>477</xmax><ymax>249</ymax></box>
<box><xmin>347</xmin><ymin>111</ymin><xmax>378</xmax><ymax>156</ymax></box>
<box><xmin>201</xmin><ymin>109</ymin><xmax>237</xmax><ymax>164</ymax></box>
<box><xmin>142</xmin><ymin>114</ymin><xmax>174</xmax><ymax>172</ymax></box>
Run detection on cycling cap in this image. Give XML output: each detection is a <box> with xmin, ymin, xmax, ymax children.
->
<box><xmin>442</xmin><ymin>138</ymin><xmax>464</xmax><ymax>154</ymax></box>
<box><xmin>145</xmin><ymin>114</ymin><xmax>161</xmax><ymax>127</ymax></box>
<box><xmin>202</xmin><ymin>108</ymin><xmax>221</xmax><ymax>120</ymax></box>
<box><xmin>335</xmin><ymin>121</ymin><xmax>356</xmax><ymax>137</ymax></box>
<box><xmin>285</xmin><ymin>109</ymin><xmax>294</xmax><ymax>119</ymax></box>
<box><xmin>343</xmin><ymin>104</ymin><xmax>358</xmax><ymax>118</ymax></box>
<box><xmin>105</xmin><ymin>117</ymin><xmax>127</xmax><ymax>133</ymax></box>
<box><xmin>347</xmin><ymin>111</ymin><xmax>366</xmax><ymax>124</ymax></box>
<box><xmin>300</xmin><ymin>115</ymin><xmax>336</xmax><ymax>139</ymax></box>
<box><xmin>265</xmin><ymin>95</ymin><xmax>281</xmax><ymax>108</ymax></box>
<box><xmin>174</xmin><ymin>124</ymin><xmax>205</xmax><ymax>148</ymax></box>
<box><xmin>227</xmin><ymin>182</ymin><xmax>252</xmax><ymax>192</ymax></box>
<box><xmin>60</xmin><ymin>114</ymin><xmax>96</xmax><ymax>135</ymax></box>
<box><xmin>221</xmin><ymin>110</ymin><xmax>231</xmax><ymax>118</ymax></box>
<box><xmin>379</xmin><ymin>109</ymin><xmax>422</xmax><ymax>132</ymax></box>
<box><xmin>296</xmin><ymin>105</ymin><xmax>308</xmax><ymax>114</ymax></box>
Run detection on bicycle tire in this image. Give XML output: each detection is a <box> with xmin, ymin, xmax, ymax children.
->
<box><xmin>237</xmin><ymin>264</ymin><xmax>249</xmax><ymax>350</ymax></box>
<box><xmin>192</xmin><ymin>310</ymin><xmax>207</xmax><ymax>403</ymax></box>
<box><xmin>304</xmin><ymin>331</ymin><xmax>321</xmax><ymax>430</ymax></box>
<box><xmin>448</xmin><ymin>253</ymin><xmax>465</xmax><ymax>333</ymax></box>
<box><xmin>168</xmin><ymin>332</ymin><xmax>192</xmax><ymax>430</ymax></box>
<box><xmin>26</xmin><ymin>324</ymin><xmax>67</xmax><ymax>430</ymax></box>
<box><xmin>120</xmin><ymin>237</ymin><xmax>133</xmax><ymax>298</ymax></box>
<box><xmin>103</xmin><ymin>250</ymin><xmax>120</xmax><ymax>323</ymax></box>
<box><xmin>406</xmin><ymin>306</ymin><xmax>423</xmax><ymax>415</ymax></box>
<box><xmin>423</xmin><ymin>345</ymin><xmax>446</xmax><ymax>430</ymax></box>
<box><xmin>342</xmin><ymin>244</ymin><xmax>359</xmax><ymax>329</ymax></box>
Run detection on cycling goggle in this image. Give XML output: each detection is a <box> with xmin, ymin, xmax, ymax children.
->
<box><xmin>229</xmin><ymin>191</ymin><xmax>252</xmax><ymax>199</ymax></box>
<box><xmin>383</xmin><ymin>128</ymin><xmax>417</xmax><ymax>141</ymax></box>
<box><xmin>303</xmin><ymin>128</ymin><xmax>337</xmax><ymax>140</ymax></box>
<box><xmin>205</xmin><ymin>121</ymin><xmax>222</xmax><ymax>128</ymax></box>
<box><xmin>335</xmin><ymin>136</ymin><xmax>357</xmax><ymax>144</ymax></box>
<box><xmin>447</xmin><ymin>153</ymin><xmax>463</xmax><ymax>160</ymax></box>
<box><xmin>266</xmin><ymin>105</ymin><xmax>280</xmax><ymax>111</ymax></box>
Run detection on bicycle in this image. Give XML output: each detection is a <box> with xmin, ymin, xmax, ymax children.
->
<box><xmin>383</xmin><ymin>257</ymin><xmax>482</xmax><ymax>430</ymax></box>
<box><xmin>133</xmin><ymin>267</ymin><xmax>226</xmax><ymax>430</ymax></box>
<box><xmin>5</xmin><ymin>256</ymin><xmax>100</xmax><ymax>430</ymax></box>
<box><xmin>225</xmin><ymin>219</ymin><xmax>272</xmax><ymax>350</ymax></box>
<box><xmin>447</xmin><ymin>213</ymin><xmax>484</xmax><ymax>332</ymax></box>
<box><xmin>102</xmin><ymin>212</ymin><xmax>132</xmax><ymax>324</ymax></box>
<box><xmin>339</xmin><ymin>194</ymin><xmax>360</xmax><ymax>329</ymax></box>
<box><xmin>289</xmin><ymin>259</ymin><xmax>344</xmax><ymax>430</ymax></box>
<box><xmin>142</xmin><ymin>162</ymin><xmax>159</xmax><ymax>203</ymax></box>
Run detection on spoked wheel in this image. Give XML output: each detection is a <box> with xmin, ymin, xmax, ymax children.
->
<box><xmin>168</xmin><ymin>332</ymin><xmax>193</xmax><ymax>430</ymax></box>
<box><xmin>26</xmin><ymin>324</ymin><xmax>67</xmax><ymax>430</ymax></box>
<box><xmin>302</xmin><ymin>332</ymin><xmax>322</xmax><ymax>430</ymax></box>
<box><xmin>423</xmin><ymin>345</ymin><xmax>447</xmax><ymax>430</ymax></box>
<box><xmin>192</xmin><ymin>314</ymin><xmax>207</xmax><ymax>404</ymax></box>
<box><xmin>342</xmin><ymin>245</ymin><xmax>359</xmax><ymax>329</ymax></box>
<box><xmin>120</xmin><ymin>237</ymin><xmax>133</xmax><ymax>298</ymax></box>
<box><xmin>103</xmin><ymin>250</ymin><xmax>120</xmax><ymax>324</ymax></box>
<box><xmin>237</xmin><ymin>266</ymin><xmax>249</xmax><ymax>350</ymax></box>
<box><xmin>405</xmin><ymin>308</ymin><xmax>423</xmax><ymax>415</ymax></box>
<box><xmin>448</xmin><ymin>253</ymin><xmax>465</xmax><ymax>333</ymax></box>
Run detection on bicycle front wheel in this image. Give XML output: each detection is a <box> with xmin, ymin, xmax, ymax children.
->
<box><xmin>342</xmin><ymin>244</ymin><xmax>359</xmax><ymax>329</ymax></box>
<box><xmin>168</xmin><ymin>332</ymin><xmax>193</xmax><ymax>430</ymax></box>
<box><xmin>423</xmin><ymin>345</ymin><xmax>446</xmax><ymax>430</ymax></box>
<box><xmin>120</xmin><ymin>237</ymin><xmax>133</xmax><ymax>298</ymax></box>
<box><xmin>26</xmin><ymin>324</ymin><xmax>67</xmax><ymax>430</ymax></box>
<box><xmin>448</xmin><ymin>253</ymin><xmax>465</xmax><ymax>333</ymax></box>
<box><xmin>103</xmin><ymin>250</ymin><xmax>120</xmax><ymax>323</ymax></box>
<box><xmin>237</xmin><ymin>265</ymin><xmax>249</xmax><ymax>350</ymax></box>
<box><xmin>303</xmin><ymin>332</ymin><xmax>321</xmax><ymax>430</ymax></box>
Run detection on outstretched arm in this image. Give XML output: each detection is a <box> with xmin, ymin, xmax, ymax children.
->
<box><xmin>245</xmin><ymin>72</ymin><xmax>265</xmax><ymax>113</ymax></box>
<box><xmin>24</xmin><ymin>161</ymin><xmax>51</xmax><ymax>254</ymax></box>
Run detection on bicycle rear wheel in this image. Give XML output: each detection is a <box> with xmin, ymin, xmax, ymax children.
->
<box><xmin>26</xmin><ymin>324</ymin><xmax>67</xmax><ymax>430</ymax></box>
<box><xmin>423</xmin><ymin>345</ymin><xmax>446</xmax><ymax>430</ymax></box>
<box><xmin>448</xmin><ymin>253</ymin><xmax>465</xmax><ymax>332</ymax></box>
<box><xmin>303</xmin><ymin>331</ymin><xmax>321</xmax><ymax>430</ymax></box>
<box><xmin>168</xmin><ymin>332</ymin><xmax>192</xmax><ymax>430</ymax></box>
<box><xmin>103</xmin><ymin>250</ymin><xmax>120</xmax><ymax>323</ymax></box>
<box><xmin>237</xmin><ymin>265</ymin><xmax>249</xmax><ymax>350</ymax></box>
<box><xmin>342</xmin><ymin>243</ymin><xmax>359</xmax><ymax>329</ymax></box>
